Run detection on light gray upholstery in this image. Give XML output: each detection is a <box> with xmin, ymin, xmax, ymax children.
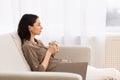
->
<box><xmin>0</xmin><ymin>72</ymin><xmax>82</xmax><ymax>80</ymax></box>
<box><xmin>56</xmin><ymin>45</ymin><xmax>91</xmax><ymax>64</ymax></box>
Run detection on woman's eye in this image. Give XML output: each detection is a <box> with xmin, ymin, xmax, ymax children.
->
<box><xmin>38</xmin><ymin>23</ymin><xmax>41</xmax><ymax>26</ymax></box>
<box><xmin>37</xmin><ymin>24</ymin><xmax>40</xmax><ymax>26</ymax></box>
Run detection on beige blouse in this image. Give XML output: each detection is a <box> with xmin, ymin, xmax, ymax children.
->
<box><xmin>22</xmin><ymin>39</ymin><xmax>61</xmax><ymax>71</ymax></box>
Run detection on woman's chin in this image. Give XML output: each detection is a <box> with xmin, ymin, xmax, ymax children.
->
<box><xmin>37</xmin><ymin>31</ymin><xmax>42</xmax><ymax>35</ymax></box>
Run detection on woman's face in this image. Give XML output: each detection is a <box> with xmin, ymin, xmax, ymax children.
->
<box><xmin>29</xmin><ymin>18</ymin><xmax>43</xmax><ymax>35</ymax></box>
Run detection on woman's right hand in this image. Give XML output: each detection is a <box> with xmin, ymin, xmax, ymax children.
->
<box><xmin>47</xmin><ymin>42</ymin><xmax>58</xmax><ymax>55</ymax></box>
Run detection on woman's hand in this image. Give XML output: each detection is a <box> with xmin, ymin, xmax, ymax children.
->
<box><xmin>47</xmin><ymin>41</ymin><xmax>59</xmax><ymax>55</ymax></box>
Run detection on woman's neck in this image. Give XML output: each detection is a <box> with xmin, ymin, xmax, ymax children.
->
<box><xmin>30</xmin><ymin>34</ymin><xmax>35</xmax><ymax>43</ymax></box>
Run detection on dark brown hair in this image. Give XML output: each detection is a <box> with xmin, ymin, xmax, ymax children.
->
<box><xmin>17</xmin><ymin>14</ymin><xmax>39</xmax><ymax>44</ymax></box>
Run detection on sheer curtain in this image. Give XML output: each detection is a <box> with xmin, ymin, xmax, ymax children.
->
<box><xmin>80</xmin><ymin>0</ymin><xmax>106</xmax><ymax>67</ymax></box>
<box><xmin>0</xmin><ymin>0</ymin><xmax>19</xmax><ymax>34</ymax></box>
<box><xmin>0</xmin><ymin>0</ymin><xmax>106</xmax><ymax>68</ymax></box>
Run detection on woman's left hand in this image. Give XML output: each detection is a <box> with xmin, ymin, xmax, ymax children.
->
<box><xmin>49</xmin><ymin>41</ymin><xmax>59</xmax><ymax>54</ymax></box>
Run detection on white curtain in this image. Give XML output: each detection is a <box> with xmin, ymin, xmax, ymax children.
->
<box><xmin>0</xmin><ymin>0</ymin><xmax>106</xmax><ymax>68</ymax></box>
<box><xmin>80</xmin><ymin>0</ymin><xmax>106</xmax><ymax>67</ymax></box>
<box><xmin>0</xmin><ymin>0</ymin><xmax>19</xmax><ymax>34</ymax></box>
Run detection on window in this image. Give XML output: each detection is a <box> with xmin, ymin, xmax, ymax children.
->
<box><xmin>106</xmin><ymin>0</ymin><xmax>120</xmax><ymax>33</ymax></box>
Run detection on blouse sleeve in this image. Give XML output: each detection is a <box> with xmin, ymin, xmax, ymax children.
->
<box><xmin>22</xmin><ymin>44</ymin><xmax>45</xmax><ymax>71</ymax></box>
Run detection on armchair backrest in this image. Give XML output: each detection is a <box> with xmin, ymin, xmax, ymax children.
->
<box><xmin>0</xmin><ymin>32</ymin><xmax>30</xmax><ymax>71</ymax></box>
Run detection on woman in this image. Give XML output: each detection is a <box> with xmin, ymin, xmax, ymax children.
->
<box><xmin>17</xmin><ymin>14</ymin><xmax>69</xmax><ymax>71</ymax></box>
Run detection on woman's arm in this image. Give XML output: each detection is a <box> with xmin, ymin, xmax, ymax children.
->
<box><xmin>22</xmin><ymin>42</ymin><xmax>58</xmax><ymax>71</ymax></box>
<box><xmin>41</xmin><ymin>45</ymin><xmax>58</xmax><ymax>70</ymax></box>
<box><xmin>22</xmin><ymin>45</ymin><xmax>45</xmax><ymax>71</ymax></box>
<box><xmin>41</xmin><ymin>51</ymin><xmax>52</xmax><ymax>70</ymax></box>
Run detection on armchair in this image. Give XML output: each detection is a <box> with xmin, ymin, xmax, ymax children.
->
<box><xmin>0</xmin><ymin>32</ymin><xmax>91</xmax><ymax>80</ymax></box>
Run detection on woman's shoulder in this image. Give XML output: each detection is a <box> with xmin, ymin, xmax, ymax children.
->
<box><xmin>22</xmin><ymin>39</ymin><xmax>45</xmax><ymax>48</ymax></box>
<box><xmin>35</xmin><ymin>39</ymin><xmax>43</xmax><ymax>44</ymax></box>
<box><xmin>35</xmin><ymin>39</ymin><xmax>44</xmax><ymax>46</ymax></box>
<box><xmin>22</xmin><ymin>40</ymin><xmax>33</xmax><ymax>48</ymax></box>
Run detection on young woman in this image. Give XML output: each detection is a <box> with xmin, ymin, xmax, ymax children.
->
<box><xmin>17</xmin><ymin>14</ymin><xmax>69</xmax><ymax>71</ymax></box>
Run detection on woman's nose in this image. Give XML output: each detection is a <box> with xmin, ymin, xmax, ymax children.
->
<box><xmin>40</xmin><ymin>26</ymin><xmax>43</xmax><ymax>29</ymax></box>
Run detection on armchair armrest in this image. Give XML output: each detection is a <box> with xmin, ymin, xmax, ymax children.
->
<box><xmin>56</xmin><ymin>45</ymin><xmax>91</xmax><ymax>64</ymax></box>
<box><xmin>0</xmin><ymin>72</ymin><xmax>82</xmax><ymax>80</ymax></box>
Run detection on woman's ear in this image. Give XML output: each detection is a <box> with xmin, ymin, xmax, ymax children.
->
<box><xmin>28</xmin><ymin>25</ymin><xmax>32</xmax><ymax>32</ymax></box>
